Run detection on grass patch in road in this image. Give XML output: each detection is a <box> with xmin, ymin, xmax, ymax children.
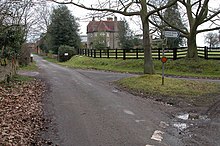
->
<box><xmin>60</xmin><ymin>55</ymin><xmax>220</xmax><ymax>78</ymax></box>
<box><xmin>1</xmin><ymin>74</ymin><xmax>34</xmax><ymax>86</ymax></box>
<box><xmin>12</xmin><ymin>74</ymin><xmax>34</xmax><ymax>82</ymax></box>
<box><xmin>116</xmin><ymin>75</ymin><xmax>220</xmax><ymax>106</ymax></box>
<box><xmin>60</xmin><ymin>55</ymin><xmax>143</xmax><ymax>73</ymax></box>
<box><xmin>19</xmin><ymin>61</ymin><xmax>38</xmax><ymax>71</ymax></box>
<box><xmin>43</xmin><ymin>56</ymin><xmax>59</xmax><ymax>64</ymax></box>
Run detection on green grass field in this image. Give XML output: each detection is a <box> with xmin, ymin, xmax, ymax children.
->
<box><xmin>60</xmin><ymin>55</ymin><xmax>220</xmax><ymax>78</ymax></box>
<box><xmin>116</xmin><ymin>75</ymin><xmax>220</xmax><ymax>106</ymax></box>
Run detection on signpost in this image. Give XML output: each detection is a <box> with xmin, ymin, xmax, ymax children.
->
<box><xmin>163</xmin><ymin>30</ymin><xmax>180</xmax><ymax>38</ymax></box>
<box><xmin>161</xmin><ymin>30</ymin><xmax>179</xmax><ymax>85</ymax></box>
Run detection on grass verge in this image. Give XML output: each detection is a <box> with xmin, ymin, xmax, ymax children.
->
<box><xmin>60</xmin><ymin>55</ymin><xmax>143</xmax><ymax>73</ymax></box>
<box><xmin>43</xmin><ymin>56</ymin><xmax>59</xmax><ymax>64</ymax></box>
<box><xmin>19</xmin><ymin>61</ymin><xmax>38</xmax><ymax>71</ymax></box>
<box><xmin>59</xmin><ymin>55</ymin><xmax>220</xmax><ymax>78</ymax></box>
<box><xmin>116</xmin><ymin>75</ymin><xmax>220</xmax><ymax>106</ymax></box>
<box><xmin>12</xmin><ymin>74</ymin><xmax>33</xmax><ymax>82</ymax></box>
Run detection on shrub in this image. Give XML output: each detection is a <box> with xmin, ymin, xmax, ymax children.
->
<box><xmin>58</xmin><ymin>45</ymin><xmax>77</xmax><ymax>62</ymax></box>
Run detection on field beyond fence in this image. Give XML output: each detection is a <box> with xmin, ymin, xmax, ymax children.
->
<box><xmin>78</xmin><ymin>47</ymin><xmax>220</xmax><ymax>60</ymax></box>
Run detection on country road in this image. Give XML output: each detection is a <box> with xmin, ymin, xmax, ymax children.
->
<box><xmin>33</xmin><ymin>55</ymin><xmax>219</xmax><ymax>146</ymax></box>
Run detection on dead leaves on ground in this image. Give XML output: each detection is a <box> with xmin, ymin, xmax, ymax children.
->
<box><xmin>0</xmin><ymin>79</ymin><xmax>46</xmax><ymax>145</ymax></box>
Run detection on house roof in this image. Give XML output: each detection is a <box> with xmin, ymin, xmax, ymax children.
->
<box><xmin>87</xmin><ymin>20</ymin><xmax>118</xmax><ymax>33</ymax></box>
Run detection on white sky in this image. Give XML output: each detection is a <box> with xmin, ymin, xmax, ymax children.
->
<box><xmin>48</xmin><ymin>0</ymin><xmax>220</xmax><ymax>47</ymax></box>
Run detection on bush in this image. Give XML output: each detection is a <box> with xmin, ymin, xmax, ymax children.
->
<box><xmin>58</xmin><ymin>45</ymin><xmax>77</xmax><ymax>62</ymax></box>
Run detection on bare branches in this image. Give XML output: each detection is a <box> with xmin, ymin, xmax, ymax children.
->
<box><xmin>157</xmin><ymin>0</ymin><xmax>220</xmax><ymax>37</ymax></box>
<box><xmin>50</xmin><ymin>0</ymin><xmax>140</xmax><ymax>16</ymax></box>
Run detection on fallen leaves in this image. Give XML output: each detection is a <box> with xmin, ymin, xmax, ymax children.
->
<box><xmin>0</xmin><ymin>79</ymin><xmax>46</xmax><ymax>145</ymax></box>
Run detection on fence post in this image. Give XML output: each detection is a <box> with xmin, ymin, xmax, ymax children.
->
<box><xmin>136</xmin><ymin>48</ymin><xmax>139</xmax><ymax>59</ymax></box>
<box><xmin>173</xmin><ymin>48</ymin><xmax>177</xmax><ymax>60</ymax></box>
<box><xmin>158</xmin><ymin>48</ymin><xmax>161</xmax><ymax>60</ymax></box>
<box><xmin>116</xmin><ymin>49</ymin><xmax>118</xmax><ymax>59</ymax></box>
<box><xmin>204</xmin><ymin>46</ymin><xmax>208</xmax><ymax>59</ymax></box>
<box><xmin>123</xmin><ymin>49</ymin><xmax>126</xmax><ymax>60</ymax></box>
<box><xmin>107</xmin><ymin>49</ymin><xmax>109</xmax><ymax>58</ymax></box>
<box><xmin>94</xmin><ymin>49</ymin><xmax>96</xmax><ymax>58</ymax></box>
<box><xmin>100</xmin><ymin>49</ymin><xmax>102</xmax><ymax>58</ymax></box>
<box><xmin>85</xmin><ymin>49</ymin><xmax>87</xmax><ymax>56</ymax></box>
<box><xmin>91</xmin><ymin>49</ymin><xmax>93</xmax><ymax>57</ymax></box>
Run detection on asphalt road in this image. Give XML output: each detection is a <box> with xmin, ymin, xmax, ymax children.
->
<box><xmin>34</xmin><ymin>55</ymin><xmax>186</xmax><ymax>146</ymax></box>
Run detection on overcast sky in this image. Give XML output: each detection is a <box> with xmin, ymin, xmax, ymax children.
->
<box><xmin>48</xmin><ymin>0</ymin><xmax>220</xmax><ymax>47</ymax></box>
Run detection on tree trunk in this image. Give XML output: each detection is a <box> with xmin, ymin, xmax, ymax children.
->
<box><xmin>142</xmin><ymin>17</ymin><xmax>155</xmax><ymax>74</ymax></box>
<box><xmin>186</xmin><ymin>33</ymin><xmax>198</xmax><ymax>59</ymax></box>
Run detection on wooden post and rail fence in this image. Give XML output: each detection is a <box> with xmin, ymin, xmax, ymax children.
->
<box><xmin>78</xmin><ymin>46</ymin><xmax>220</xmax><ymax>60</ymax></box>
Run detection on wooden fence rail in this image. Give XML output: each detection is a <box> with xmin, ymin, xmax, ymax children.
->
<box><xmin>78</xmin><ymin>47</ymin><xmax>220</xmax><ymax>60</ymax></box>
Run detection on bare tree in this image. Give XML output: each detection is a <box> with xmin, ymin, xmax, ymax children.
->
<box><xmin>0</xmin><ymin>0</ymin><xmax>30</xmax><ymax>56</ymax></box>
<box><xmin>49</xmin><ymin>0</ymin><xmax>177</xmax><ymax>74</ymax></box>
<box><xmin>29</xmin><ymin>1</ymin><xmax>53</xmax><ymax>38</ymax></box>
<box><xmin>205</xmin><ymin>32</ymin><xmax>219</xmax><ymax>47</ymax></box>
<box><xmin>155</xmin><ymin>0</ymin><xmax>220</xmax><ymax>59</ymax></box>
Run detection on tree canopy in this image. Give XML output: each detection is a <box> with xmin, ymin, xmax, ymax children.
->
<box><xmin>157</xmin><ymin>0</ymin><xmax>220</xmax><ymax>59</ymax></box>
<box><xmin>161</xmin><ymin>0</ymin><xmax>185</xmax><ymax>48</ymax></box>
<box><xmin>0</xmin><ymin>0</ymin><xmax>30</xmax><ymax>58</ymax></box>
<box><xmin>47</xmin><ymin>5</ymin><xmax>80</xmax><ymax>54</ymax></box>
<box><xmin>205</xmin><ymin>32</ymin><xmax>219</xmax><ymax>47</ymax></box>
<box><xmin>118</xmin><ymin>19</ymin><xmax>137</xmax><ymax>49</ymax></box>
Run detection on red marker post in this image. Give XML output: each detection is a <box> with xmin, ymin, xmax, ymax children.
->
<box><xmin>161</xmin><ymin>30</ymin><xmax>179</xmax><ymax>85</ymax></box>
<box><xmin>161</xmin><ymin>56</ymin><xmax>167</xmax><ymax>85</ymax></box>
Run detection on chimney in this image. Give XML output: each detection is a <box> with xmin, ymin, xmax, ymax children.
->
<box><xmin>114</xmin><ymin>16</ymin><xmax>117</xmax><ymax>21</ymax></box>
<box><xmin>92</xmin><ymin>17</ymin><xmax>95</xmax><ymax>21</ymax></box>
<box><xmin>107</xmin><ymin>17</ymin><xmax>113</xmax><ymax>21</ymax></box>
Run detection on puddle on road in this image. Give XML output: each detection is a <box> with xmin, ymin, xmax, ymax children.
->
<box><xmin>176</xmin><ymin>112</ymin><xmax>210</xmax><ymax>121</ymax></box>
<box><xmin>174</xmin><ymin>112</ymin><xmax>210</xmax><ymax>131</ymax></box>
<box><xmin>135</xmin><ymin>119</ymin><xmax>145</xmax><ymax>123</ymax></box>
<box><xmin>112</xmin><ymin>89</ymin><xmax>119</xmax><ymax>93</ymax></box>
<box><xmin>159</xmin><ymin>121</ymin><xmax>169</xmax><ymax>128</ymax></box>
<box><xmin>177</xmin><ymin>113</ymin><xmax>189</xmax><ymax>120</ymax></box>
<box><xmin>151</xmin><ymin>130</ymin><xmax>164</xmax><ymax>142</ymax></box>
<box><xmin>173</xmin><ymin>123</ymin><xmax>188</xmax><ymax>131</ymax></box>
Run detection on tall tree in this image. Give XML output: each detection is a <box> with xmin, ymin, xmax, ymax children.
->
<box><xmin>161</xmin><ymin>0</ymin><xmax>185</xmax><ymax>48</ymax></box>
<box><xmin>50</xmin><ymin>0</ymin><xmax>177</xmax><ymax>74</ymax></box>
<box><xmin>205</xmin><ymin>32</ymin><xmax>219</xmax><ymax>47</ymax></box>
<box><xmin>47</xmin><ymin>5</ymin><xmax>80</xmax><ymax>54</ymax></box>
<box><xmin>118</xmin><ymin>19</ymin><xmax>134</xmax><ymax>49</ymax></box>
<box><xmin>156</xmin><ymin>0</ymin><xmax>220</xmax><ymax>59</ymax></box>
